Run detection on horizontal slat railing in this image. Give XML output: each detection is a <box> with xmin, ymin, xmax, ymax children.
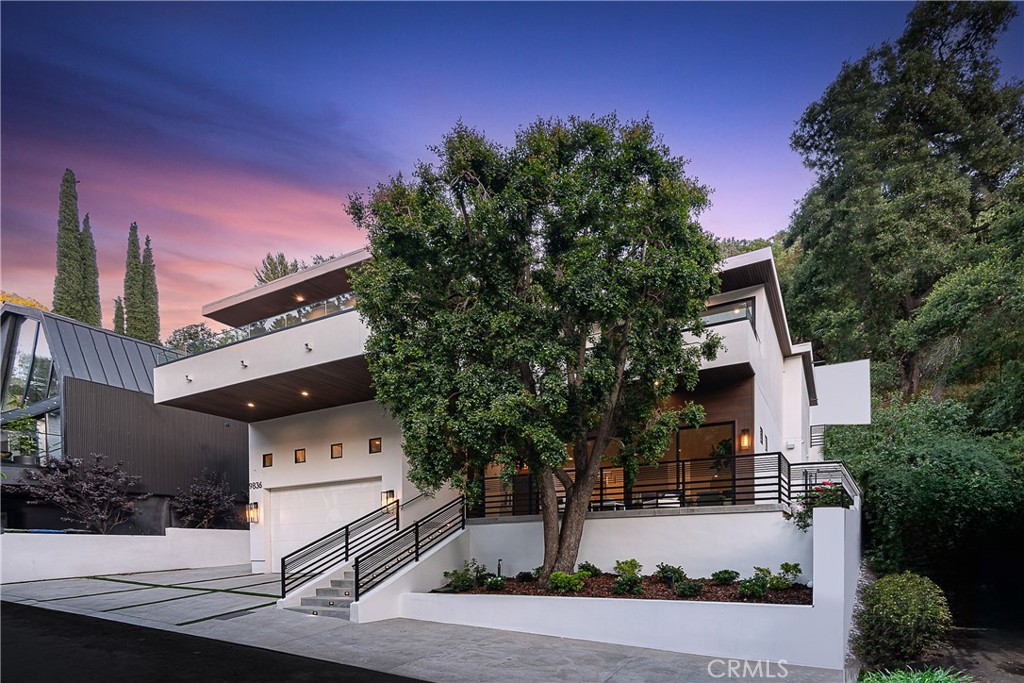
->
<box><xmin>353</xmin><ymin>496</ymin><xmax>465</xmax><ymax>601</ymax></box>
<box><xmin>472</xmin><ymin>453</ymin><xmax>857</xmax><ymax>517</ymax></box>
<box><xmin>280</xmin><ymin>500</ymin><xmax>399</xmax><ymax>597</ymax></box>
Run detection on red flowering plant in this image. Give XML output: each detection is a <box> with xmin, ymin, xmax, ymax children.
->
<box><xmin>784</xmin><ymin>480</ymin><xmax>851</xmax><ymax>532</ymax></box>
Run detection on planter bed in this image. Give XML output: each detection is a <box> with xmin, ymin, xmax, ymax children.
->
<box><xmin>457</xmin><ymin>573</ymin><xmax>813</xmax><ymax>605</ymax></box>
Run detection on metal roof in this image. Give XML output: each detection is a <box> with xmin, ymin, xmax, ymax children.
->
<box><xmin>1</xmin><ymin>303</ymin><xmax>168</xmax><ymax>395</ymax></box>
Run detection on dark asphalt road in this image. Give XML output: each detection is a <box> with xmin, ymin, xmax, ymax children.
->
<box><xmin>1</xmin><ymin>601</ymin><xmax>426</xmax><ymax>683</ymax></box>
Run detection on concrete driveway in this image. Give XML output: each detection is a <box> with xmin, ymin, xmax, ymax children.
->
<box><xmin>2</xmin><ymin>565</ymin><xmax>845</xmax><ymax>683</ymax></box>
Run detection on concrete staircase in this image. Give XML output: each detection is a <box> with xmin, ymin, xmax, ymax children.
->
<box><xmin>285</xmin><ymin>570</ymin><xmax>356</xmax><ymax>620</ymax></box>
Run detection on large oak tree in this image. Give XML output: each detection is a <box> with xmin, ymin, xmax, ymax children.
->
<box><xmin>349</xmin><ymin>115</ymin><xmax>720</xmax><ymax>579</ymax></box>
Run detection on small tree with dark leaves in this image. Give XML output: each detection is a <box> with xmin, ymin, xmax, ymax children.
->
<box><xmin>23</xmin><ymin>455</ymin><xmax>149</xmax><ymax>533</ymax></box>
<box><xmin>172</xmin><ymin>471</ymin><xmax>237</xmax><ymax>529</ymax></box>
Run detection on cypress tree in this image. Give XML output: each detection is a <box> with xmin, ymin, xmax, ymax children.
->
<box><xmin>79</xmin><ymin>213</ymin><xmax>102</xmax><ymax>326</ymax></box>
<box><xmin>52</xmin><ymin>169</ymin><xmax>85</xmax><ymax>318</ymax></box>
<box><xmin>140</xmin><ymin>236</ymin><xmax>160</xmax><ymax>343</ymax></box>
<box><xmin>123</xmin><ymin>223</ymin><xmax>145</xmax><ymax>340</ymax></box>
<box><xmin>113</xmin><ymin>297</ymin><xmax>125</xmax><ymax>335</ymax></box>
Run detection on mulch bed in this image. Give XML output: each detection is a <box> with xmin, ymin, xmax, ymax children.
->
<box><xmin>462</xmin><ymin>574</ymin><xmax>813</xmax><ymax>605</ymax></box>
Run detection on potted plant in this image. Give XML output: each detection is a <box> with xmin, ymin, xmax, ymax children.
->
<box><xmin>4</xmin><ymin>417</ymin><xmax>39</xmax><ymax>466</ymax></box>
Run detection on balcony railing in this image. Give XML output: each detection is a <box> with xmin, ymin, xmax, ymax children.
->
<box><xmin>157</xmin><ymin>293</ymin><xmax>356</xmax><ymax>365</ymax></box>
<box><xmin>469</xmin><ymin>453</ymin><xmax>858</xmax><ymax>518</ymax></box>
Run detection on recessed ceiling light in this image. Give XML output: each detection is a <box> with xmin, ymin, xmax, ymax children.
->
<box><xmin>300</xmin><ymin>391</ymin><xmax>309</xmax><ymax>397</ymax></box>
<box><xmin>295</xmin><ymin>295</ymin><xmax>305</xmax><ymax>302</ymax></box>
<box><xmin>246</xmin><ymin>402</ymin><xmax>255</xmax><ymax>408</ymax></box>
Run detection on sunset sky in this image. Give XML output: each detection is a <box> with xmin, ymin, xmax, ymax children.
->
<box><xmin>2</xmin><ymin>2</ymin><xmax>1021</xmax><ymax>337</ymax></box>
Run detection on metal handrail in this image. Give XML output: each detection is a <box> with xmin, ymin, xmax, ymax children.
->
<box><xmin>471</xmin><ymin>453</ymin><xmax>859</xmax><ymax>517</ymax></box>
<box><xmin>353</xmin><ymin>496</ymin><xmax>465</xmax><ymax>601</ymax></box>
<box><xmin>280</xmin><ymin>499</ymin><xmax>399</xmax><ymax>597</ymax></box>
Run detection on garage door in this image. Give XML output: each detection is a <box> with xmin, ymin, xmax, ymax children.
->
<box><xmin>269</xmin><ymin>479</ymin><xmax>382</xmax><ymax>567</ymax></box>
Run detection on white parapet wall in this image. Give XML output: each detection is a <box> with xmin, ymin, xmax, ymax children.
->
<box><xmin>0</xmin><ymin>528</ymin><xmax>250</xmax><ymax>583</ymax></box>
<box><xmin>355</xmin><ymin>506</ymin><xmax>860</xmax><ymax>676</ymax></box>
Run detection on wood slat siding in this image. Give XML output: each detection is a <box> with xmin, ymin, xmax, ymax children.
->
<box><xmin>63</xmin><ymin>378</ymin><xmax>248</xmax><ymax>496</ymax></box>
<box><xmin>667</xmin><ymin>375</ymin><xmax>755</xmax><ymax>453</ymax></box>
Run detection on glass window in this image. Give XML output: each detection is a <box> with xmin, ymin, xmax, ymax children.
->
<box><xmin>25</xmin><ymin>328</ymin><xmax>53</xmax><ymax>405</ymax></box>
<box><xmin>701</xmin><ymin>299</ymin><xmax>754</xmax><ymax>329</ymax></box>
<box><xmin>3</xmin><ymin>318</ymin><xmax>39</xmax><ymax>410</ymax></box>
<box><xmin>331</xmin><ymin>443</ymin><xmax>343</xmax><ymax>459</ymax></box>
<box><xmin>294</xmin><ymin>448</ymin><xmax>306</xmax><ymax>463</ymax></box>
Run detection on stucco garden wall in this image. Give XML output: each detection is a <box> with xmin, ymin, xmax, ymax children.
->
<box><xmin>0</xmin><ymin>528</ymin><xmax>249</xmax><ymax>583</ymax></box>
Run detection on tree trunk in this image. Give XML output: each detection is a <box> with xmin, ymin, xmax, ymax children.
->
<box><xmin>537</xmin><ymin>466</ymin><xmax>562</xmax><ymax>583</ymax></box>
<box><xmin>899</xmin><ymin>350</ymin><xmax>921</xmax><ymax>397</ymax></box>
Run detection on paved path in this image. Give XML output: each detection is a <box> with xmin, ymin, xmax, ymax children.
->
<box><xmin>2</xmin><ymin>565</ymin><xmax>843</xmax><ymax>683</ymax></box>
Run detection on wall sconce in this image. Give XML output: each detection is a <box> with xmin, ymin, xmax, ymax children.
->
<box><xmin>185</xmin><ymin>374</ymin><xmax>192</xmax><ymax>382</ymax></box>
<box><xmin>304</xmin><ymin>343</ymin><xmax>313</xmax><ymax>352</ymax></box>
<box><xmin>369</xmin><ymin>437</ymin><xmax>382</xmax><ymax>454</ymax></box>
<box><xmin>381</xmin><ymin>489</ymin><xmax>396</xmax><ymax>507</ymax></box>
<box><xmin>240</xmin><ymin>360</ymin><xmax>248</xmax><ymax>368</ymax></box>
<box><xmin>245</xmin><ymin>502</ymin><xmax>260</xmax><ymax>524</ymax></box>
<box><xmin>739</xmin><ymin>429</ymin><xmax>751</xmax><ymax>451</ymax></box>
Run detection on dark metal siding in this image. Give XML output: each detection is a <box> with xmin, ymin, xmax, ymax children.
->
<box><xmin>63</xmin><ymin>378</ymin><xmax>248</xmax><ymax>497</ymax></box>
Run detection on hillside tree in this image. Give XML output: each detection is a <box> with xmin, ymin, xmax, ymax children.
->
<box><xmin>350</xmin><ymin>116</ymin><xmax>720</xmax><ymax>580</ymax></box>
<box><xmin>785</xmin><ymin>1</ymin><xmax>1024</xmax><ymax>394</ymax></box>
<box><xmin>112</xmin><ymin>296</ymin><xmax>125</xmax><ymax>335</ymax></box>
<box><xmin>140</xmin><ymin>235</ymin><xmax>160</xmax><ymax>342</ymax></box>
<box><xmin>79</xmin><ymin>213</ymin><xmax>102</xmax><ymax>326</ymax></box>
<box><xmin>52</xmin><ymin>169</ymin><xmax>86</xmax><ymax>319</ymax></box>
<box><xmin>123</xmin><ymin>223</ymin><xmax>145</xmax><ymax>339</ymax></box>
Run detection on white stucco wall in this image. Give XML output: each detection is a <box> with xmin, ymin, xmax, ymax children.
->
<box><xmin>811</xmin><ymin>360</ymin><xmax>871</xmax><ymax>426</ymax></box>
<box><xmin>466</xmin><ymin>506</ymin><xmax>813</xmax><ymax>580</ymax></box>
<box><xmin>0</xmin><ymin>528</ymin><xmax>250</xmax><ymax>583</ymax></box>
<box><xmin>394</xmin><ymin>507</ymin><xmax>859</xmax><ymax>674</ymax></box>
<box><xmin>782</xmin><ymin>355</ymin><xmax>811</xmax><ymax>461</ymax></box>
<box><xmin>247</xmin><ymin>400</ymin><xmax>409</xmax><ymax>572</ymax></box>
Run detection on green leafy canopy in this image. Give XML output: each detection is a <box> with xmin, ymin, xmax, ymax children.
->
<box><xmin>348</xmin><ymin>115</ymin><xmax>721</xmax><ymax>507</ymax></box>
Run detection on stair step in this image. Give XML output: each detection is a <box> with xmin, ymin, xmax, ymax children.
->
<box><xmin>329</xmin><ymin>579</ymin><xmax>356</xmax><ymax>593</ymax></box>
<box><xmin>315</xmin><ymin>587</ymin><xmax>344</xmax><ymax>597</ymax></box>
<box><xmin>301</xmin><ymin>596</ymin><xmax>353</xmax><ymax>608</ymax></box>
<box><xmin>286</xmin><ymin>606</ymin><xmax>351</xmax><ymax>620</ymax></box>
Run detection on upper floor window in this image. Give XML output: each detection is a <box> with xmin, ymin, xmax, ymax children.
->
<box><xmin>700</xmin><ymin>298</ymin><xmax>755</xmax><ymax>333</ymax></box>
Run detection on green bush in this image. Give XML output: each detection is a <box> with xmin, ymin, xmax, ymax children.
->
<box><xmin>576</xmin><ymin>561</ymin><xmax>603</xmax><ymax>578</ymax></box>
<box><xmin>613</xmin><ymin>572</ymin><xmax>644</xmax><ymax>595</ymax></box>
<box><xmin>614</xmin><ymin>558</ymin><xmax>642</xmax><ymax>576</ymax></box>
<box><xmin>443</xmin><ymin>559</ymin><xmax>488</xmax><ymax>592</ymax></box>
<box><xmin>859</xmin><ymin>668</ymin><xmax>971</xmax><ymax>683</ymax></box>
<box><xmin>515</xmin><ymin>571</ymin><xmax>536</xmax><ymax>582</ymax></box>
<box><xmin>854</xmin><ymin>573</ymin><xmax>952</xmax><ymax>669</ymax></box>
<box><xmin>711</xmin><ymin>569</ymin><xmax>740</xmax><ymax>585</ymax></box>
<box><xmin>484</xmin><ymin>575</ymin><xmax>506</xmax><ymax>591</ymax></box>
<box><xmin>737</xmin><ymin>575</ymin><xmax>768</xmax><ymax>599</ymax></box>
<box><xmin>548</xmin><ymin>571</ymin><xmax>586</xmax><ymax>594</ymax></box>
<box><xmin>785</xmin><ymin>480</ymin><xmax>850</xmax><ymax>531</ymax></box>
<box><xmin>654</xmin><ymin>563</ymin><xmax>687</xmax><ymax>585</ymax></box>
<box><xmin>674</xmin><ymin>578</ymin><xmax>704</xmax><ymax>598</ymax></box>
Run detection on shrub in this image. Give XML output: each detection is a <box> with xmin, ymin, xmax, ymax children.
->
<box><xmin>172</xmin><ymin>471</ymin><xmax>237</xmax><ymax>529</ymax></box>
<box><xmin>737</xmin><ymin>575</ymin><xmax>769</xmax><ymax>599</ymax></box>
<box><xmin>654</xmin><ymin>563</ymin><xmax>686</xmax><ymax>585</ymax></box>
<box><xmin>711</xmin><ymin>569</ymin><xmax>740</xmax><ymax>585</ymax></box>
<box><xmin>20</xmin><ymin>455</ymin><xmax>149</xmax><ymax>533</ymax></box>
<box><xmin>549</xmin><ymin>571</ymin><xmax>586</xmax><ymax>594</ymax></box>
<box><xmin>674</xmin><ymin>578</ymin><xmax>704</xmax><ymax>598</ymax></box>
<box><xmin>613</xmin><ymin>572</ymin><xmax>644</xmax><ymax>595</ymax></box>
<box><xmin>515</xmin><ymin>571</ymin><xmax>536</xmax><ymax>582</ymax></box>
<box><xmin>576</xmin><ymin>561</ymin><xmax>603</xmax><ymax>578</ymax></box>
<box><xmin>443</xmin><ymin>559</ymin><xmax>488</xmax><ymax>592</ymax></box>
<box><xmin>859</xmin><ymin>669</ymin><xmax>972</xmax><ymax>683</ymax></box>
<box><xmin>854</xmin><ymin>572</ymin><xmax>952</xmax><ymax>669</ymax></box>
<box><xmin>484</xmin><ymin>575</ymin><xmax>506</xmax><ymax>591</ymax></box>
<box><xmin>614</xmin><ymin>558</ymin><xmax>642</xmax><ymax>576</ymax></box>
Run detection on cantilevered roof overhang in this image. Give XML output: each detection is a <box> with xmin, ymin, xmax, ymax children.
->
<box><xmin>158</xmin><ymin>356</ymin><xmax>375</xmax><ymax>422</ymax></box>
<box><xmin>203</xmin><ymin>248</ymin><xmax>370</xmax><ymax>328</ymax></box>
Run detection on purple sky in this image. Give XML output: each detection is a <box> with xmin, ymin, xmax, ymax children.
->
<box><xmin>2</xmin><ymin>2</ymin><xmax>1021</xmax><ymax>336</ymax></box>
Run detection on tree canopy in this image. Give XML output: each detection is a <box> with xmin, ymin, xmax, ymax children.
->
<box><xmin>51</xmin><ymin>169</ymin><xmax>102</xmax><ymax>326</ymax></box>
<box><xmin>785</xmin><ymin>1</ymin><xmax>1023</xmax><ymax>395</ymax></box>
<box><xmin>349</xmin><ymin>115</ymin><xmax>720</xmax><ymax>578</ymax></box>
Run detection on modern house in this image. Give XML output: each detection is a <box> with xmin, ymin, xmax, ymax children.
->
<box><xmin>0</xmin><ymin>303</ymin><xmax>249</xmax><ymax>533</ymax></box>
<box><xmin>154</xmin><ymin>246</ymin><xmax>869</xmax><ymax>678</ymax></box>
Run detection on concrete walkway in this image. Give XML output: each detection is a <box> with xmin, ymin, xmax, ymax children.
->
<box><xmin>2</xmin><ymin>565</ymin><xmax>843</xmax><ymax>683</ymax></box>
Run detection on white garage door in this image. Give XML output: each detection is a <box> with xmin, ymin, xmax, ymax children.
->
<box><xmin>270</xmin><ymin>479</ymin><xmax>382</xmax><ymax>567</ymax></box>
